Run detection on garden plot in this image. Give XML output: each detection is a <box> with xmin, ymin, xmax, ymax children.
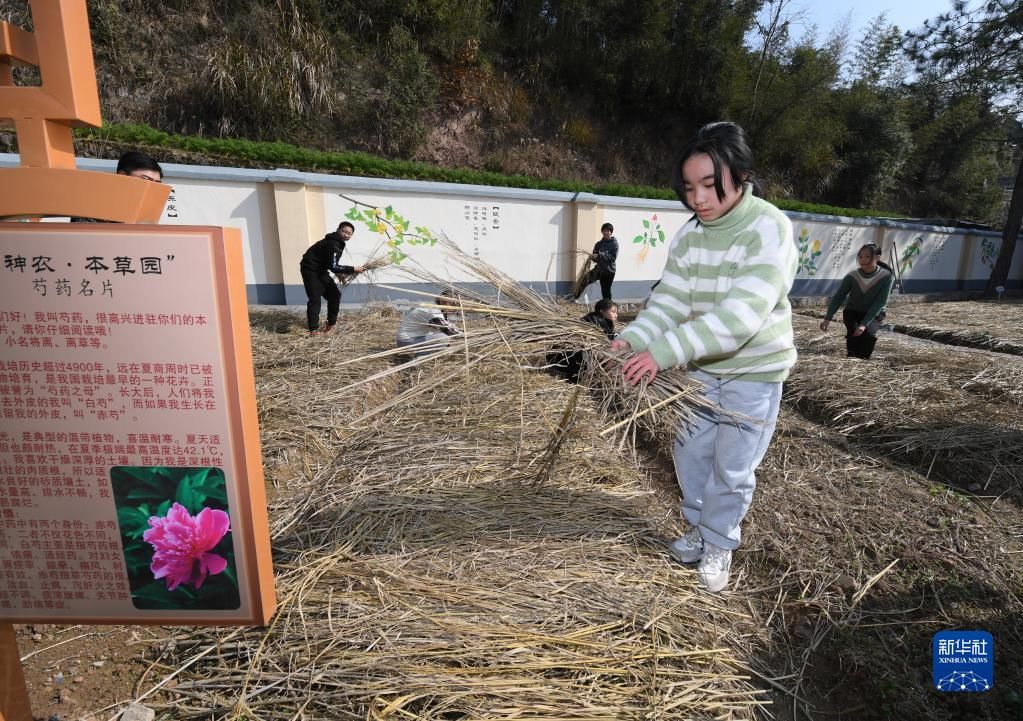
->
<box><xmin>16</xmin><ymin>294</ymin><xmax>1023</xmax><ymax>721</ymax></box>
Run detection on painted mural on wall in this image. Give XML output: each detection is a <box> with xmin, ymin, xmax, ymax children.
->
<box><xmin>163</xmin><ymin>187</ymin><xmax>179</xmax><ymax>219</ymax></box>
<box><xmin>632</xmin><ymin>214</ymin><xmax>666</xmax><ymax>262</ymax></box>
<box><xmin>343</xmin><ymin>199</ymin><xmax>437</xmax><ymax>264</ymax></box>
<box><xmin>464</xmin><ymin>203</ymin><xmax>501</xmax><ymax>258</ymax></box>
<box><xmin>795</xmin><ymin>227</ymin><xmax>822</xmax><ymax>276</ymax></box>
<box><xmin>898</xmin><ymin>236</ymin><xmax>923</xmax><ymax>275</ymax></box>
<box><xmin>827</xmin><ymin>226</ymin><xmax>860</xmax><ymax>274</ymax></box>
<box><xmin>927</xmin><ymin>234</ymin><xmax>950</xmax><ymax>271</ymax></box>
<box><xmin>980</xmin><ymin>237</ymin><xmax>1000</xmax><ymax>269</ymax></box>
<box><xmin>105</xmin><ymin>161</ymin><xmax>1020</xmax><ymax>292</ymax></box>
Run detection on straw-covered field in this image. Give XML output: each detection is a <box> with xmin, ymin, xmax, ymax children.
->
<box><xmin>110</xmin><ymin>307</ymin><xmax>764</xmax><ymax>721</ymax></box>
<box><xmin>132</xmin><ymin>265</ymin><xmax>1021</xmax><ymax>719</ymax></box>
<box><xmin>14</xmin><ymin>271</ymin><xmax>1023</xmax><ymax>721</ymax></box>
<box><xmin>809</xmin><ymin>299</ymin><xmax>1023</xmax><ymax>356</ymax></box>
<box><xmin>765</xmin><ymin>315</ymin><xmax>1023</xmax><ymax>718</ymax></box>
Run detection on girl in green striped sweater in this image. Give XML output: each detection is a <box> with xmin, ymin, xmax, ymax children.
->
<box><xmin>610</xmin><ymin>122</ymin><xmax>797</xmax><ymax>593</ymax></box>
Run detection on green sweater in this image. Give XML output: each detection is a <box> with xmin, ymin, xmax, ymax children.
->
<box><xmin>619</xmin><ymin>186</ymin><xmax>797</xmax><ymax>382</ymax></box>
<box><xmin>825</xmin><ymin>267</ymin><xmax>895</xmax><ymax>326</ymax></box>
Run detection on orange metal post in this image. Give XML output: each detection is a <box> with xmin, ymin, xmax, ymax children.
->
<box><xmin>0</xmin><ymin>0</ymin><xmax>100</xmax><ymax>169</ymax></box>
<box><xmin>0</xmin><ymin>0</ymin><xmax>169</xmax><ymax>220</ymax></box>
<box><xmin>0</xmin><ymin>625</ymin><xmax>31</xmax><ymax>721</ymax></box>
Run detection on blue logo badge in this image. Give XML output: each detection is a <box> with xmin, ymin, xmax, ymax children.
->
<box><xmin>933</xmin><ymin>631</ymin><xmax>994</xmax><ymax>692</ymax></box>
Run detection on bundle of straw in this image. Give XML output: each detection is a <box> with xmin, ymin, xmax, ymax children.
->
<box><xmin>340</xmin><ymin>253</ymin><xmax>394</xmax><ymax>287</ymax></box>
<box><xmin>348</xmin><ymin>236</ymin><xmax>711</xmax><ymax>448</ymax></box>
<box><xmin>570</xmin><ymin>250</ymin><xmax>595</xmax><ymax>299</ymax></box>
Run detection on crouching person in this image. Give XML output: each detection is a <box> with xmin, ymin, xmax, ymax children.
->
<box><xmin>581</xmin><ymin>299</ymin><xmax>619</xmax><ymax>341</ymax></box>
<box><xmin>396</xmin><ymin>291</ymin><xmax>461</xmax><ymax>356</ymax></box>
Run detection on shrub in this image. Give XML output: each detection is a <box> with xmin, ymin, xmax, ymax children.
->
<box><xmin>373</xmin><ymin>26</ymin><xmax>440</xmax><ymax>156</ymax></box>
<box><xmin>564</xmin><ymin>119</ymin><xmax>597</xmax><ymax>150</ymax></box>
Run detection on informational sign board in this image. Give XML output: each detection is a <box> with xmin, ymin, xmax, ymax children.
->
<box><xmin>0</xmin><ymin>224</ymin><xmax>275</xmax><ymax>626</ymax></box>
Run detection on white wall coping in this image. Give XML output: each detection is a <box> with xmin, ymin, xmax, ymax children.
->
<box><xmin>593</xmin><ymin>194</ymin><xmax>680</xmax><ymax>210</ymax></box>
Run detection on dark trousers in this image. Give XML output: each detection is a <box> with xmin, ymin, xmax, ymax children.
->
<box><xmin>301</xmin><ymin>270</ymin><xmax>341</xmax><ymax>331</ymax></box>
<box><xmin>843</xmin><ymin>309</ymin><xmax>883</xmax><ymax>359</ymax></box>
<box><xmin>547</xmin><ymin>350</ymin><xmax>583</xmax><ymax>382</ymax></box>
<box><xmin>576</xmin><ymin>269</ymin><xmax>614</xmax><ymax>300</ymax></box>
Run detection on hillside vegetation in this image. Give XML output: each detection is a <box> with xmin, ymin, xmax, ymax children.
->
<box><xmin>1</xmin><ymin>0</ymin><xmax>1020</xmax><ymax>225</ymax></box>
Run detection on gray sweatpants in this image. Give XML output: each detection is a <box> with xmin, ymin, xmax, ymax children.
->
<box><xmin>673</xmin><ymin>369</ymin><xmax>782</xmax><ymax>551</ymax></box>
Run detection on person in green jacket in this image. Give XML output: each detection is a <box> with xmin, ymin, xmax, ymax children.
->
<box><xmin>819</xmin><ymin>243</ymin><xmax>895</xmax><ymax>359</ymax></box>
<box><xmin>611</xmin><ymin>122</ymin><xmax>797</xmax><ymax>593</ymax></box>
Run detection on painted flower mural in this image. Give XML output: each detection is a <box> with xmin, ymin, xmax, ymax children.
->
<box><xmin>899</xmin><ymin>236</ymin><xmax>923</xmax><ymax>275</ymax></box>
<box><xmin>796</xmin><ymin>228</ymin><xmax>822</xmax><ymax>276</ymax></box>
<box><xmin>633</xmin><ymin>214</ymin><xmax>666</xmax><ymax>262</ymax></box>
<box><xmin>344</xmin><ymin>200</ymin><xmax>436</xmax><ymax>264</ymax></box>
<box><xmin>144</xmin><ymin>503</ymin><xmax>231</xmax><ymax>591</ymax></box>
<box><xmin>980</xmin><ymin>237</ymin><xmax>1000</xmax><ymax>269</ymax></box>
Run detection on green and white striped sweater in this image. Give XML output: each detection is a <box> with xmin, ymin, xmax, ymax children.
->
<box><xmin>619</xmin><ymin>185</ymin><xmax>797</xmax><ymax>382</ymax></box>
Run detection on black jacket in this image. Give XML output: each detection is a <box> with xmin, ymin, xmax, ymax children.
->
<box><xmin>592</xmin><ymin>236</ymin><xmax>618</xmax><ymax>275</ymax></box>
<box><xmin>300</xmin><ymin>232</ymin><xmax>355</xmax><ymax>275</ymax></box>
<box><xmin>582</xmin><ymin>311</ymin><xmax>616</xmax><ymax>340</ymax></box>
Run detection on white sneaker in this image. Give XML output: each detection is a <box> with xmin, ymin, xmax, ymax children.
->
<box><xmin>697</xmin><ymin>544</ymin><xmax>732</xmax><ymax>593</ymax></box>
<box><xmin>668</xmin><ymin>526</ymin><xmax>704</xmax><ymax>563</ymax></box>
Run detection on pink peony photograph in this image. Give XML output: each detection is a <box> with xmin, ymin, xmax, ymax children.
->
<box><xmin>111</xmin><ymin>466</ymin><xmax>240</xmax><ymax>610</ymax></box>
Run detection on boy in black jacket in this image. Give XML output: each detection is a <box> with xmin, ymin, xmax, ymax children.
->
<box><xmin>300</xmin><ymin>221</ymin><xmax>365</xmax><ymax>335</ymax></box>
<box><xmin>574</xmin><ymin>222</ymin><xmax>618</xmax><ymax>301</ymax></box>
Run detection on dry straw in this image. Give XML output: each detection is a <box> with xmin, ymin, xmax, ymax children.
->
<box><xmin>249</xmin><ymin>308</ymin><xmax>402</xmax><ymax>489</ymax></box>
<box><xmin>888</xmin><ymin>299</ymin><xmax>1023</xmax><ymax>355</ymax></box>
<box><xmin>787</xmin><ymin>315</ymin><xmax>1023</xmax><ymax>496</ymax></box>
<box><xmin>570</xmin><ymin>251</ymin><xmax>595</xmax><ymax>300</ymax></box>
<box><xmin>134</xmin><ymin>242</ymin><xmax>770</xmax><ymax>721</ymax></box>
<box><xmin>336</xmin><ymin>236</ymin><xmax>714</xmax><ymax>451</ymax></box>
<box><xmin>745</xmin><ymin>320</ymin><xmax>1023</xmax><ymax>719</ymax></box>
<box><xmin>340</xmin><ymin>254</ymin><xmax>394</xmax><ymax>288</ymax></box>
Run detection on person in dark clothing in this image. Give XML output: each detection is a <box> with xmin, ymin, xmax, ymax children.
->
<box><xmin>553</xmin><ymin>300</ymin><xmax>619</xmax><ymax>381</ymax></box>
<box><xmin>574</xmin><ymin>222</ymin><xmax>618</xmax><ymax>301</ymax></box>
<box><xmin>300</xmin><ymin>221</ymin><xmax>365</xmax><ymax>335</ymax></box>
<box><xmin>71</xmin><ymin>151</ymin><xmax>164</xmax><ymax>223</ymax></box>
<box><xmin>820</xmin><ymin>243</ymin><xmax>895</xmax><ymax>359</ymax></box>
<box><xmin>114</xmin><ymin>151</ymin><xmax>163</xmax><ymax>182</ymax></box>
<box><xmin>581</xmin><ymin>298</ymin><xmax>619</xmax><ymax>340</ymax></box>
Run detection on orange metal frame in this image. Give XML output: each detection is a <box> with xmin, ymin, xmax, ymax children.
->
<box><xmin>0</xmin><ymin>0</ymin><xmax>168</xmax><ymax>220</ymax></box>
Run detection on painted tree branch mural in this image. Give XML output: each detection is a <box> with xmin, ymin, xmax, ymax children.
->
<box><xmin>341</xmin><ymin>194</ymin><xmax>437</xmax><ymax>264</ymax></box>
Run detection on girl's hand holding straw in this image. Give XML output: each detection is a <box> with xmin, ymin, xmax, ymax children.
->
<box><xmin>622</xmin><ymin>350</ymin><xmax>659</xmax><ymax>387</ymax></box>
